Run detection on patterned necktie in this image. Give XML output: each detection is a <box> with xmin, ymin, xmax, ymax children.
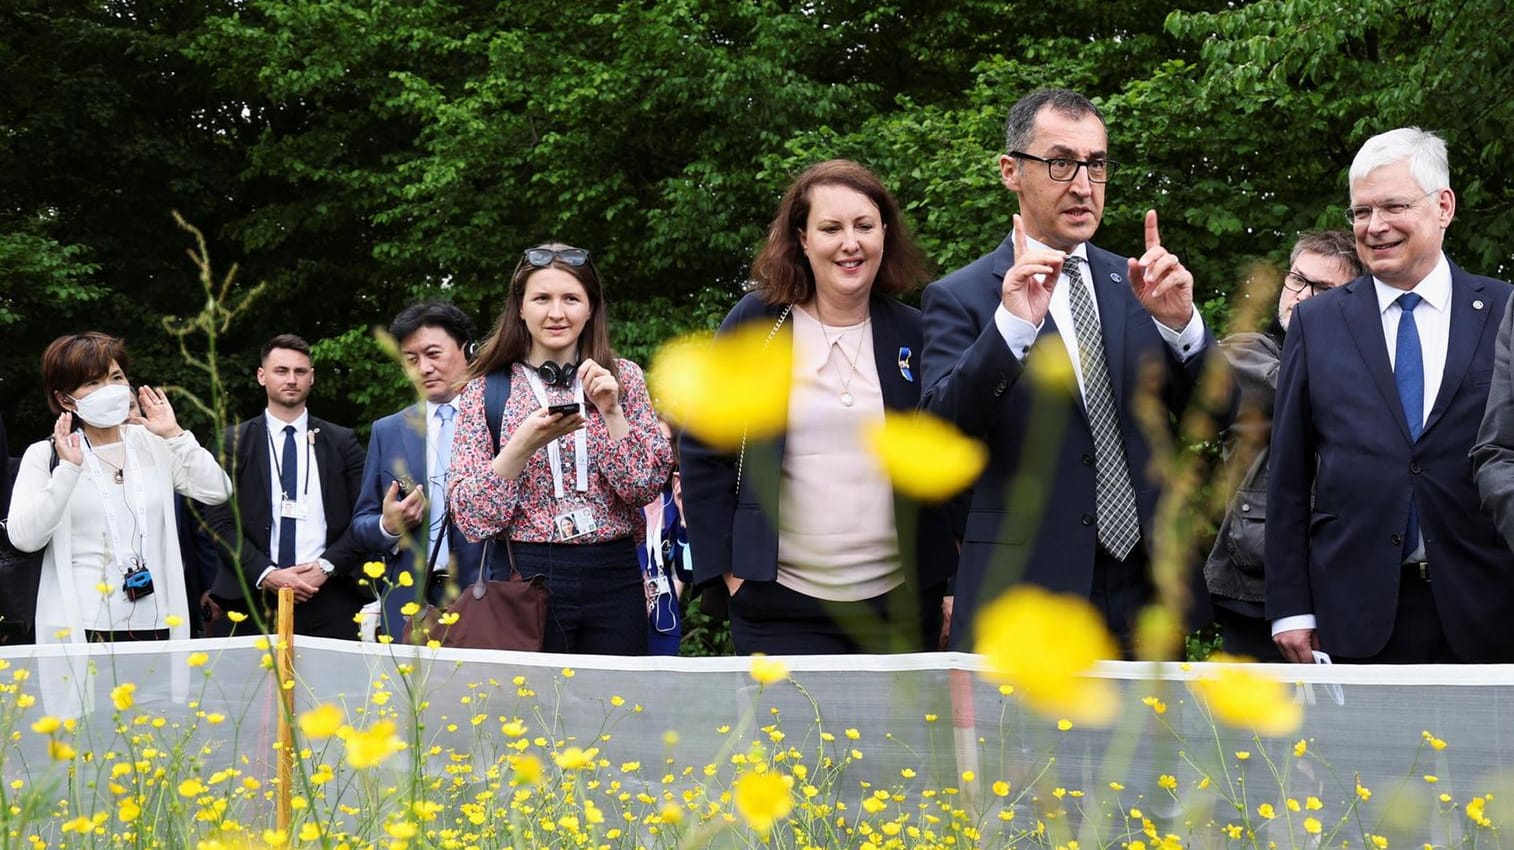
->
<box><xmin>1395</xmin><ymin>292</ymin><xmax>1424</xmax><ymax>557</ymax></box>
<box><xmin>277</xmin><ymin>424</ymin><xmax>298</xmax><ymax>567</ymax></box>
<box><xmin>1064</xmin><ymin>256</ymin><xmax>1141</xmax><ymax>560</ymax></box>
<box><xmin>430</xmin><ymin>403</ymin><xmax>456</xmax><ymax>569</ymax></box>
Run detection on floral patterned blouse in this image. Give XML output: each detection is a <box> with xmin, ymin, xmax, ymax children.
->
<box><xmin>448</xmin><ymin>359</ymin><xmax>672</xmax><ymax>545</ymax></box>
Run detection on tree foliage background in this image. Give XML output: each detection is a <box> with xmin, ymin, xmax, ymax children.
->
<box><xmin>2</xmin><ymin>0</ymin><xmax>1511</xmax><ymax>446</ymax></box>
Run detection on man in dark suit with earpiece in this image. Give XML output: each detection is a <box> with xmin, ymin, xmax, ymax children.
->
<box><xmin>350</xmin><ymin>301</ymin><xmax>485</xmax><ymax>639</ymax></box>
<box><xmin>204</xmin><ymin>334</ymin><xmax>371</xmax><ymax>638</ymax></box>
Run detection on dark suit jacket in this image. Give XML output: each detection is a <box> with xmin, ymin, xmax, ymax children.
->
<box><xmin>679</xmin><ymin>292</ymin><xmax>958</xmax><ymax>606</ymax></box>
<box><xmin>920</xmin><ymin>233</ymin><xmax>1218</xmax><ymax>647</ymax></box>
<box><xmin>350</xmin><ymin>403</ymin><xmax>484</xmax><ymax>637</ymax></box>
<box><xmin>1269</xmin><ymin>263</ymin><xmax>1514</xmax><ymax>661</ymax></box>
<box><xmin>204</xmin><ymin>413</ymin><xmax>371</xmax><ymax>638</ymax></box>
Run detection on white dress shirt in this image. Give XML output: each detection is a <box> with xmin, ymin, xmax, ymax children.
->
<box><xmin>992</xmin><ymin>232</ymin><xmax>1207</xmax><ymax>392</ymax></box>
<box><xmin>1271</xmin><ymin>252</ymin><xmax>1454</xmax><ymax>640</ymax></box>
<box><xmin>259</xmin><ymin>409</ymin><xmax>328</xmax><ymax>586</ymax></box>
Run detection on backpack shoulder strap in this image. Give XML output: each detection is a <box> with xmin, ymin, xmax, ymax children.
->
<box><xmin>483</xmin><ymin>370</ymin><xmax>513</xmax><ymax>454</ymax></box>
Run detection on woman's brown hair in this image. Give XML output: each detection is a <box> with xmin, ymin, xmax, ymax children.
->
<box><xmin>41</xmin><ymin>332</ymin><xmax>129</xmax><ymax>415</ymax></box>
<box><xmin>468</xmin><ymin>243</ymin><xmax>619</xmax><ymax>383</ymax></box>
<box><xmin>750</xmin><ymin>159</ymin><xmax>929</xmax><ymax>305</ymax></box>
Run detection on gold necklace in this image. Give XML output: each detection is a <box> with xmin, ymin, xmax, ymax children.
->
<box><xmin>815</xmin><ymin>305</ymin><xmax>870</xmax><ymax>408</ymax></box>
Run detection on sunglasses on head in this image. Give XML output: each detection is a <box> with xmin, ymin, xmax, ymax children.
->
<box><xmin>523</xmin><ymin>247</ymin><xmax>590</xmax><ymax>268</ymax></box>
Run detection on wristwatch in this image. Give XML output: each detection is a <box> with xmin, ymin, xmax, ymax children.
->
<box><xmin>318</xmin><ymin>558</ymin><xmax>336</xmax><ymax>576</ymax></box>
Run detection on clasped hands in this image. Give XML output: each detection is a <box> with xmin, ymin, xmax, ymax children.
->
<box><xmin>1000</xmin><ymin>210</ymin><xmax>1195</xmax><ymax>331</ymax></box>
<box><xmin>261</xmin><ymin>561</ymin><xmax>330</xmax><ymax>602</ymax></box>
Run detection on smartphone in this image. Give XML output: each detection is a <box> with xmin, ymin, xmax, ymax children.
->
<box><xmin>547</xmin><ymin>402</ymin><xmax>582</xmax><ymax>417</ymax></box>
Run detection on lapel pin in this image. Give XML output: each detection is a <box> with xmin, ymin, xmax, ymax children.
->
<box><xmin>308</xmin><ymin>428</ymin><xmax>320</xmax><ymax>445</ymax></box>
<box><xmin>1474</xmin><ymin>300</ymin><xmax>1485</xmax><ymax>311</ymax></box>
<box><xmin>898</xmin><ymin>346</ymin><xmax>914</xmax><ymax>383</ymax></box>
<box><xmin>1110</xmin><ymin>273</ymin><xmax>1122</xmax><ymax>283</ymax></box>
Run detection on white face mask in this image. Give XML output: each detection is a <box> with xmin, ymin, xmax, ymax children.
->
<box><xmin>69</xmin><ymin>383</ymin><xmax>132</xmax><ymax>429</ymax></box>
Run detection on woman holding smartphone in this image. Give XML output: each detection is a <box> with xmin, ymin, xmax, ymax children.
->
<box><xmin>449</xmin><ymin>243</ymin><xmax>672</xmax><ymax>654</ymax></box>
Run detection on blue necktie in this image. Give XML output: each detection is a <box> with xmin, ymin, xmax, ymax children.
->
<box><xmin>430</xmin><ymin>403</ymin><xmax>456</xmax><ymax>570</ymax></box>
<box><xmin>1395</xmin><ymin>292</ymin><xmax>1424</xmax><ymax>558</ymax></box>
<box><xmin>278</xmin><ymin>424</ymin><xmax>298</xmax><ymax>567</ymax></box>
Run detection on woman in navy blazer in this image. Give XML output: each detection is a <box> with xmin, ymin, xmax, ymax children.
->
<box><xmin>680</xmin><ymin>160</ymin><xmax>956</xmax><ymax>655</ymax></box>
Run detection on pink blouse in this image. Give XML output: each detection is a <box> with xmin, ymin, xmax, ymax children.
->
<box><xmin>449</xmin><ymin>359</ymin><xmax>672</xmax><ymax>545</ymax></box>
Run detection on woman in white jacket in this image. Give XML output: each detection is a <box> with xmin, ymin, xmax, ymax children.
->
<box><xmin>8</xmin><ymin>332</ymin><xmax>230</xmax><ymax>647</ymax></box>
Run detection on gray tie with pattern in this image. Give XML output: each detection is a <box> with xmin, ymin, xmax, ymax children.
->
<box><xmin>1063</xmin><ymin>255</ymin><xmax>1141</xmax><ymax>559</ymax></box>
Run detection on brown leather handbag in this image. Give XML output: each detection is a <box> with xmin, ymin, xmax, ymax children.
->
<box><xmin>403</xmin><ymin>520</ymin><xmax>549</xmax><ymax>651</ymax></box>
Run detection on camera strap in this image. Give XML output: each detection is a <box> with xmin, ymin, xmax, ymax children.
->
<box><xmin>80</xmin><ymin>433</ymin><xmax>149</xmax><ymax>572</ymax></box>
<box><xmin>522</xmin><ymin>366</ymin><xmax>588</xmax><ymax>500</ymax></box>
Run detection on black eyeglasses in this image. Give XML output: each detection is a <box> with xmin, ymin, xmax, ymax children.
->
<box><xmin>522</xmin><ymin>247</ymin><xmax>591</xmax><ymax>268</ymax></box>
<box><xmin>1283</xmin><ymin>270</ymin><xmax>1337</xmax><ymax>296</ymax></box>
<box><xmin>1010</xmin><ymin>151</ymin><xmax>1119</xmax><ymax>183</ymax></box>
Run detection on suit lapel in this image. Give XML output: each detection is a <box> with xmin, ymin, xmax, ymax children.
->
<box><xmin>868</xmin><ymin>298</ymin><xmax>918</xmax><ymax>411</ymax></box>
<box><xmin>401</xmin><ymin>403</ymin><xmax>429</xmax><ymax>487</ymax></box>
<box><xmin>308</xmin><ymin>416</ymin><xmax>344</xmax><ymax>531</ymax></box>
<box><xmin>1087</xmin><ymin>248</ymin><xmax>1130</xmax><ymax>406</ymax></box>
<box><xmin>1339</xmin><ymin>279</ymin><xmax>1413</xmax><ymax>443</ymax></box>
<box><xmin>1425</xmin><ymin>265</ymin><xmax>1489</xmax><ymax>435</ymax></box>
<box><xmin>242</xmin><ymin>418</ymin><xmax>274</xmax><ymax>524</ymax></box>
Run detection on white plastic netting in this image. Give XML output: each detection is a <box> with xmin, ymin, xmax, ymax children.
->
<box><xmin>2</xmin><ymin>638</ymin><xmax>1512</xmax><ymax>848</ymax></box>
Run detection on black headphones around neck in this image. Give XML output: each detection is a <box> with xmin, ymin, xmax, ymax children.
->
<box><xmin>536</xmin><ymin>360</ymin><xmax>577</xmax><ymax>388</ymax></box>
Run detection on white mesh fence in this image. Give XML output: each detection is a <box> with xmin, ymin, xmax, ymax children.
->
<box><xmin>2</xmin><ymin>638</ymin><xmax>1512</xmax><ymax>848</ymax></box>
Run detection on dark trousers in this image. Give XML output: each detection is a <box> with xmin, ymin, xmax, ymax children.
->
<box><xmin>1333</xmin><ymin>569</ymin><xmax>1456</xmax><ymax>663</ymax></box>
<box><xmin>729</xmin><ymin>579</ymin><xmax>919</xmax><ymax>655</ymax></box>
<box><xmin>1214</xmin><ymin>605</ymin><xmax>1284</xmax><ymax>662</ymax></box>
<box><xmin>512</xmin><ymin>539</ymin><xmax>647</xmax><ymax>656</ymax></box>
<box><xmin>1091</xmin><ymin>544</ymin><xmax>1162</xmax><ymax>659</ymax></box>
<box><xmin>211</xmin><ymin>579</ymin><xmax>367</xmax><ymax>641</ymax></box>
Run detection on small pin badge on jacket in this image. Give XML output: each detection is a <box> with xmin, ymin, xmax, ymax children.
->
<box><xmin>1110</xmin><ymin>273</ymin><xmax>1122</xmax><ymax>283</ymax></box>
<box><xmin>308</xmin><ymin>428</ymin><xmax>320</xmax><ymax>445</ymax></box>
<box><xmin>898</xmin><ymin>346</ymin><xmax>914</xmax><ymax>383</ymax></box>
<box><xmin>1474</xmin><ymin>300</ymin><xmax>1486</xmax><ymax>311</ymax></box>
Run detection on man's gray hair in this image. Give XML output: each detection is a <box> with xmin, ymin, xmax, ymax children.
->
<box><xmin>1349</xmin><ymin>127</ymin><xmax>1450</xmax><ymax>194</ymax></box>
<box><xmin>1004</xmin><ymin>89</ymin><xmax>1105</xmax><ymax>154</ymax></box>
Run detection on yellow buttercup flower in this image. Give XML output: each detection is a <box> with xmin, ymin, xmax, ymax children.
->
<box><xmin>186</xmin><ymin>652</ymin><xmax>209</xmax><ymax>668</ymax></box>
<box><xmin>397</xmin><ymin>570</ymin><xmax>414</xmax><ymax>588</ymax></box>
<box><xmin>48</xmin><ymin>740</ymin><xmax>75</xmax><ymax>761</ymax></box>
<box><xmin>111</xmin><ymin>683</ymin><xmax>136</xmax><ymax>712</ymax></box>
<box><xmin>862</xmin><ymin>411</ymin><xmax>987</xmax><ymax>501</ymax></box>
<box><xmin>749</xmin><ymin>653</ymin><xmax>789</xmax><ymax>685</ymax></box>
<box><xmin>299</xmin><ymin>704</ymin><xmax>344</xmax><ymax>740</ymax></box>
<box><xmin>1188</xmin><ymin>654</ymin><xmax>1302</xmax><ymax>736</ymax></box>
<box><xmin>164</xmin><ymin>614</ymin><xmax>184</xmax><ymax>627</ymax></box>
<box><xmin>512</xmin><ymin>754</ymin><xmax>544</xmax><ymax>786</ymax></box>
<box><xmin>974</xmin><ymin>586</ymin><xmax>1119</xmax><ymax>725</ymax></box>
<box><xmin>648</xmin><ymin>323</ymin><xmax>793</xmax><ymax>451</ymax></box>
<box><xmin>341</xmin><ymin>720</ymin><xmax>406</xmax><ymax>769</ymax></box>
<box><xmin>553</xmin><ymin>746</ymin><xmax>595</xmax><ymax>771</ymax></box>
<box><xmin>733</xmin><ymin>770</ymin><xmax>794</xmax><ymax>835</ymax></box>
<box><xmin>1303</xmin><ymin>817</ymin><xmax>1322</xmax><ymax>835</ymax></box>
<box><xmin>226</xmin><ymin>610</ymin><xmax>248</xmax><ymax>623</ymax></box>
<box><xmin>362</xmin><ymin>561</ymin><xmax>386</xmax><ymax>579</ymax></box>
<box><xmin>400</xmin><ymin>602</ymin><xmax>420</xmax><ymax>617</ymax></box>
<box><xmin>30</xmin><ymin>716</ymin><xmax>60</xmax><ymax>735</ymax></box>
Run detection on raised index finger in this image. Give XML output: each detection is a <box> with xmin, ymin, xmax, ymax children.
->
<box><xmin>1144</xmin><ymin>209</ymin><xmax>1161</xmax><ymax>252</ymax></box>
<box><xmin>1012</xmin><ymin>213</ymin><xmax>1027</xmax><ymax>258</ymax></box>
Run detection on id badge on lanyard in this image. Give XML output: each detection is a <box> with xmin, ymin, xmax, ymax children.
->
<box><xmin>524</xmin><ymin>367</ymin><xmax>593</xmax><ymax>541</ymax></box>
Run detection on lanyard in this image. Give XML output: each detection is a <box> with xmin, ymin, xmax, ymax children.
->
<box><xmin>645</xmin><ymin>490</ymin><xmax>666</xmax><ymax>568</ymax></box>
<box><xmin>266</xmin><ymin>424</ymin><xmax>313</xmax><ymax>498</ymax></box>
<box><xmin>79</xmin><ymin>434</ymin><xmax>149</xmax><ymax>572</ymax></box>
<box><xmin>522</xmin><ymin>367</ymin><xmax>589</xmax><ymax>499</ymax></box>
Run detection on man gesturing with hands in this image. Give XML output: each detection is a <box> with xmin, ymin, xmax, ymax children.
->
<box><xmin>921</xmin><ymin>88</ymin><xmax>1219</xmax><ymax>655</ymax></box>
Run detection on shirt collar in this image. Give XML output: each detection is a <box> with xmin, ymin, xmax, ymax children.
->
<box><xmin>793</xmin><ymin>303</ymin><xmax>869</xmax><ymax>375</ymax></box>
<box><xmin>264</xmin><ymin>408</ymin><xmax>310</xmax><ymax>436</ymax></box>
<box><xmin>1015</xmin><ymin>230</ymin><xmax>1090</xmax><ymax>267</ymax></box>
<box><xmin>1374</xmin><ymin>252</ymin><xmax>1451</xmax><ymax>315</ymax></box>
